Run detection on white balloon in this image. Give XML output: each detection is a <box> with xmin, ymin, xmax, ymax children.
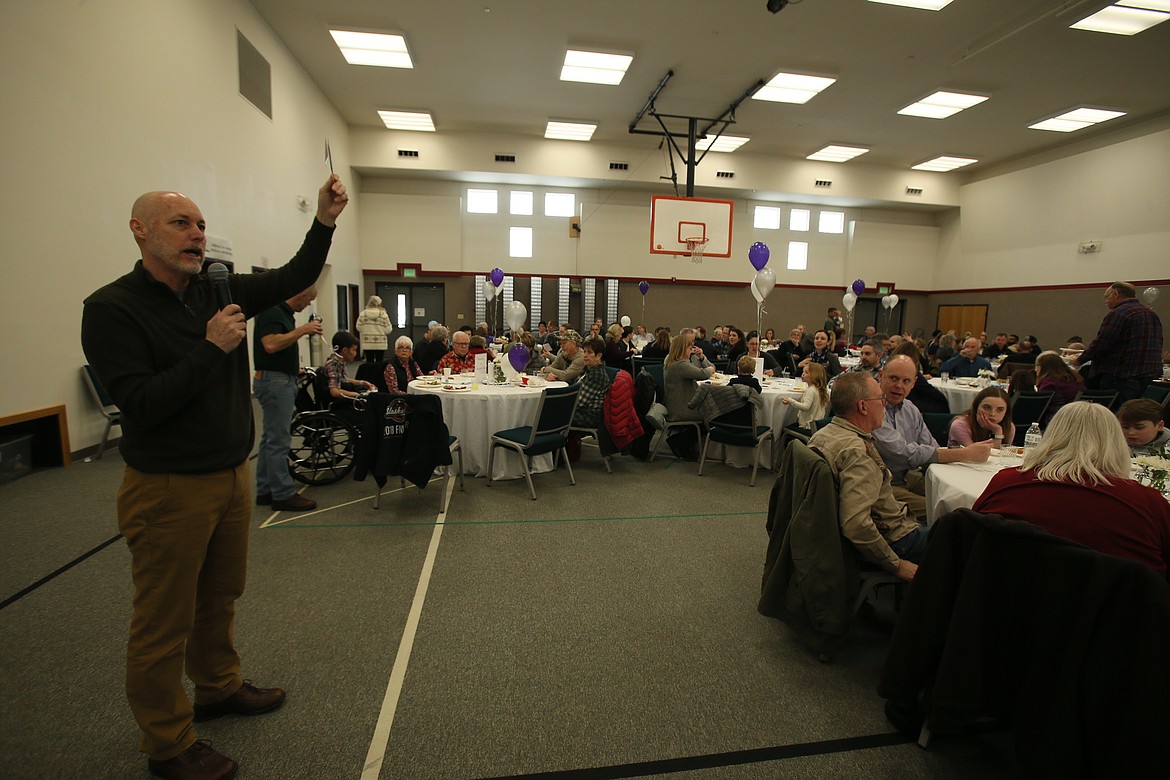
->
<box><xmin>482</xmin><ymin>280</ymin><xmax>495</xmax><ymax>301</ymax></box>
<box><xmin>753</xmin><ymin>267</ymin><xmax>776</xmax><ymax>300</ymax></box>
<box><xmin>842</xmin><ymin>292</ymin><xmax>857</xmax><ymax>312</ymax></box>
<box><xmin>620</xmin><ymin>315</ymin><xmax>631</xmax><ymax>327</ymax></box>
<box><xmin>1143</xmin><ymin>286</ymin><xmax>1159</xmax><ymax>305</ymax></box>
<box><xmin>881</xmin><ymin>295</ymin><xmax>892</xmax><ymax>309</ymax></box>
<box><xmin>888</xmin><ymin>293</ymin><xmax>900</xmax><ymax>308</ymax></box>
<box><xmin>505</xmin><ymin>300</ymin><xmax>527</xmax><ymax>332</ymax></box>
<box><xmin>750</xmin><ymin>279</ymin><xmax>765</xmax><ymax>303</ymax></box>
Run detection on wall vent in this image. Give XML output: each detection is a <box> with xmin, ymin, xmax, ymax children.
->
<box><xmin>814</xmin><ymin>179</ymin><xmax>832</xmax><ymax>188</ymax></box>
<box><xmin>397</xmin><ymin>149</ymin><xmax>419</xmax><ymax>158</ymax></box>
<box><xmin>495</xmin><ymin>153</ymin><xmax>516</xmax><ymax>163</ymax></box>
<box><xmin>609</xmin><ymin>161</ymin><xmax>629</xmax><ymax>171</ymax></box>
<box><xmin>716</xmin><ymin>170</ymin><xmax>735</xmax><ymax>179</ymax></box>
<box><xmin>906</xmin><ymin>187</ymin><xmax>923</xmax><ymax>196</ymax></box>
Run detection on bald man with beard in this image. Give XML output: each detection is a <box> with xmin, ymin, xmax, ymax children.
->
<box><xmin>82</xmin><ymin>176</ymin><xmax>348</xmax><ymax>779</ymax></box>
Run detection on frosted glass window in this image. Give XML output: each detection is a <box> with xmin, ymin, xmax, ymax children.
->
<box><xmin>789</xmin><ymin>208</ymin><xmax>810</xmax><ymax>231</ymax></box>
<box><xmin>544</xmin><ymin>192</ymin><xmax>575</xmax><ymax>217</ymax></box>
<box><xmin>467</xmin><ymin>189</ymin><xmax>498</xmax><ymax>214</ymax></box>
<box><xmin>753</xmin><ymin>206</ymin><xmax>781</xmax><ymax>230</ymax></box>
<box><xmin>787</xmin><ymin>242</ymin><xmax>808</xmax><ymax>270</ymax></box>
<box><xmin>509</xmin><ymin>226</ymin><xmax>533</xmax><ymax>258</ymax></box>
<box><xmin>530</xmin><ymin>277</ymin><xmax>542</xmax><ymax>323</ymax></box>
<box><xmin>396</xmin><ymin>294</ymin><xmax>408</xmax><ymax>328</ymax></box>
<box><xmin>510</xmin><ymin>191</ymin><xmax>533</xmax><ymax>215</ymax></box>
<box><xmin>819</xmin><ymin>210</ymin><xmax>845</xmax><ymax>234</ymax></box>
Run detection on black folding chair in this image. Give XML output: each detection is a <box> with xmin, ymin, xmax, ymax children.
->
<box><xmin>697</xmin><ymin>401</ymin><xmax>771</xmax><ymax>486</ymax></box>
<box><xmin>81</xmin><ymin>365</ymin><xmax>121</xmax><ymax>459</ymax></box>
<box><xmin>1009</xmin><ymin>391</ymin><xmax>1053</xmax><ymax>446</ymax></box>
<box><xmin>1073</xmin><ymin>389</ymin><xmax>1117</xmax><ymax>408</ymax></box>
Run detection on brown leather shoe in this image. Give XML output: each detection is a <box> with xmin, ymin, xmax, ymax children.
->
<box><xmin>148</xmin><ymin>739</ymin><xmax>237</xmax><ymax>780</ymax></box>
<box><xmin>270</xmin><ymin>493</ymin><xmax>316</xmax><ymax>511</ymax></box>
<box><xmin>193</xmin><ymin>680</ymin><xmax>286</xmax><ymax>722</ymax></box>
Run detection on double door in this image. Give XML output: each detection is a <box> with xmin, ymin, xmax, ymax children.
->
<box><xmin>375</xmin><ymin>283</ymin><xmax>445</xmax><ymax>345</ymax></box>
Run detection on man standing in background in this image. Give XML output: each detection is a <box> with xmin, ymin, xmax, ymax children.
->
<box><xmin>1075</xmin><ymin>282</ymin><xmax>1163</xmax><ymax>404</ymax></box>
<box><xmin>253</xmin><ymin>285</ymin><xmax>322</xmax><ymax>512</ymax></box>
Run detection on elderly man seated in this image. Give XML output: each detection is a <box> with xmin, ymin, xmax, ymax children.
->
<box><xmin>939</xmin><ymin>337</ymin><xmax>992</xmax><ymax>378</ymax></box>
<box><xmin>436</xmin><ymin>329</ymin><xmax>476</xmax><ymax>374</ymax></box>
<box><xmin>873</xmin><ymin>356</ymin><xmax>993</xmax><ymax>519</ymax></box>
<box><xmin>543</xmin><ymin>329</ymin><xmax>585</xmax><ymax>383</ymax></box>
<box><xmin>808</xmin><ymin>373</ymin><xmax>928</xmax><ymax>582</ymax></box>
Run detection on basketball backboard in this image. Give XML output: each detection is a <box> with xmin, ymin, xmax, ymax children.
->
<box><xmin>650</xmin><ymin>196</ymin><xmax>733</xmax><ymax>258</ymax></box>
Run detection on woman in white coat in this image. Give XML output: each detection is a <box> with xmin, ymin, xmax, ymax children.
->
<box><xmin>356</xmin><ymin>295</ymin><xmax>392</xmax><ymax>362</ymax></box>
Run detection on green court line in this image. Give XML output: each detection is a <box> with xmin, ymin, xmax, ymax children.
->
<box><xmin>266</xmin><ymin>510</ymin><xmax>764</xmax><ymax>530</ymax></box>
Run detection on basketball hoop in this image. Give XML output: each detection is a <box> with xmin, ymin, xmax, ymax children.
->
<box><xmin>685</xmin><ymin>236</ymin><xmax>709</xmax><ymax>264</ymax></box>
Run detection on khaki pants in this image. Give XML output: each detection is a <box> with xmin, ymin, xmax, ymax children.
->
<box><xmin>118</xmin><ymin>462</ymin><xmax>251</xmax><ymax>759</ymax></box>
<box><xmin>893</xmin><ymin>469</ymin><xmax>928</xmax><ymax>523</ymax></box>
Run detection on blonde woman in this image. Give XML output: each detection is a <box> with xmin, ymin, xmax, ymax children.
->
<box><xmin>356</xmin><ymin>295</ymin><xmax>392</xmax><ymax>362</ymax></box>
<box><xmin>663</xmin><ymin>334</ymin><xmax>714</xmax><ymax>459</ymax></box>
<box><xmin>781</xmin><ymin>362</ymin><xmax>829</xmax><ymax>434</ymax></box>
<box><xmin>974</xmin><ymin>402</ymin><xmax>1170</xmax><ymax>578</ymax></box>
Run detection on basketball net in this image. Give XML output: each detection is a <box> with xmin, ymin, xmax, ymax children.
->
<box><xmin>685</xmin><ymin>236</ymin><xmax>708</xmax><ymax>264</ymax></box>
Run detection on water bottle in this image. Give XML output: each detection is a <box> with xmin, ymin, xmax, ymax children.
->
<box><xmin>1024</xmin><ymin>422</ymin><xmax>1042</xmax><ymax>451</ymax></box>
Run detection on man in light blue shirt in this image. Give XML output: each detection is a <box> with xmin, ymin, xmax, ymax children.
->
<box><xmin>939</xmin><ymin>337</ymin><xmax>992</xmax><ymax>378</ymax></box>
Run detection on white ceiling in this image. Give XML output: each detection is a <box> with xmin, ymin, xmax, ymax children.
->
<box><xmin>250</xmin><ymin>0</ymin><xmax>1170</xmax><ymax>179</ymax></box>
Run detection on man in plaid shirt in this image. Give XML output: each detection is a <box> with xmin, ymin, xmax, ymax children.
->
<box><xmin>1075</xmin><ymin>282</ymin><xmax>1163</xmax><ymax>404</ymax></box>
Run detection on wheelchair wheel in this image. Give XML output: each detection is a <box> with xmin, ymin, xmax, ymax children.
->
<box><xmin>288</xmin><ymin>412</ymin><xmax>359</xmax><ymax>486</ymax></box>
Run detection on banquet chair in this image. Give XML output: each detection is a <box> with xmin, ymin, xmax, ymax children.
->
<box><xmin>920</xmin><ymin>412</ymin><xmax>954</xmax><ymax>447</ymax></box>
<box><xmin>697</xmin><ymin>401</ymin><xmax>771</xmax><ymax>486</ymax></box>
<box><xmin>81</xmin><ymin>365</ymin><xmax>121</xmax><ymax>459</ymax></box>
<box><xmin>1073</xmin><ymin>389</ymin><xmax>1117</xmax><ymax>408</ymax></box>
<box><xmin>1009</xmin><ymin>391</ymin><xmax>1053</xmax><ymax>446</ymax></box>
<box><xmin>1142</xmin><ymin>382</ymin><xmax>1170</xmax><ymax>412</ymax></box>
<box><xmin>641</xmin><ymin>363</ymin><xmax>702</xmax><ymax>462</ymax></box>
<box><xmin>376</xmin><ymin>435</ymin><xmax>464</xmax><ymax>513</ymax></box>
<box><xmin>488</xmin><ymin>384</ymin><xmax>581</xmax><ymax>500</ymax></box>
<box><xmin>355</xmin><ymin>360</ymin><xmax>390</xmax><ymax>392</ymax></box>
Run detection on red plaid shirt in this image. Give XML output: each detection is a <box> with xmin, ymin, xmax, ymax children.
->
<box><xmin>1081</xmin><ymin>299</ymin><xmax>1163</xmax><ymax>379</ymax></box>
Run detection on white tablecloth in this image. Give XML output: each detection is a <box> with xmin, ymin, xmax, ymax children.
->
<box><xmin>408</xmin><ymin>378</ymin><xmax>563</xmax><ymax>480</ymax></box>
<box><xmin>928</xmin><ymin>378</ymin><xmax>981</xmax><ymax>414</ymax></box>
<box><xmin>924</xmin><ymin>453</ymin><xmax>1023</xmax><ymax>525</ymax></box>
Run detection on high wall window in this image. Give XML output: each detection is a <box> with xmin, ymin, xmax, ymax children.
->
<box><xmin>787</xmin><ymin>241</ymin><xmax>808</xmax><ymax>270</ymax></box>
<box><xmin>544</xmin><ymin>192</ymin><xmax>575</xmax><ymax>217</ymax></box>
<box><xmin>789</xmin><ymin>208</ymin><xmax>810</xmax><ymax>232</ymax></box>
<box><xmin>509</xmin><ymin>226</ymin><xmax>533</xmax><ymax>258</ymax></box>
<box><xmin>510</xmin><ymin>191</ymin><xmax>533</xmax><ymax>215</ymax></box>
<box><xmin>753</xmin><ymin>206</ymin><xmax>781</xmax><ymax>230</ymax></box>
<box><xmin>818</xmin><ymin>210</ymin><xmax>845</xmax><ymax>234</ymax></box>
<box><xmin>467</xmin><ymin>188</ymin><xmax>498</xmax><ymax>214</ymax></box>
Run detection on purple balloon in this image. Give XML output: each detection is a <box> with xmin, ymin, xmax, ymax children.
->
<box><xmin>748</xmin><ymin>242</ymin><xmax>770</xmax><ymax>271</ymax></box>
<box><xmin>490</xmin><ymin>267</ymin><xmax>504</xmax><ymax>288</ymax></box>
<box><xmin>851</xmin><ymin>279</ymin><xmax>865</xmax><ymax>296</ymax></box>
<box><xmin>508</xmin><ymin>343</ymin><xmax>530</xmax><ymax>373</ymax></box>
<box><xmin>638</xmin><ymin>280</ymin><xmax>649</xmax><ymax>296</ymax></box>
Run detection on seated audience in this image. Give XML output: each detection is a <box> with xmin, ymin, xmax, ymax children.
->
<box><xmin>414</xmin><ymin>324</ymin><xmax>449</xmax><ymax>373</ymax></box>
<box><xmin>729</xmin><ymin>355</ymin><xmax>762</xmax><ymax>394</ymax></box>
<box><xmin>680</xmin><ymin>327</ymin><xmax>714</xmax><ymax>370</ymax></box>
<box><xmin>631</xmin><ymin>324</ymin><xmax>650</xmax><ymax>350</ymax></box>
<box><xmin>949</xmin><ymin>387</ymin><xmax>1014</xmax><ymax>447</ymax></box>
<box><xmin>692</xmin><ymin>325</ymin><xmax>715</xmax><ymax>360</ymax></box>
<box><xmin>517</xmin><ymin>331</ymin><xmax>547</xmax><ymax>374</ymax></box>
<box><xmin>640</xmin><ymin>327</ymin><xmax>672</xmax><ymax>360</ymax></box>
<box><xmin>744</xmin><ymin>333</ymin><xmax>781</xmax><ymax>376</ymax></box>
<box><xmin>468</xmin><ymin>335</ymin><xmax>493</xmax><ymax>360</ymax></box>
<box><xmin>982</xmin><ymin>332</ymin><xmax>1011</xmax><ymax>360</ymax></box>
<box><xmin>799</xmin><ymin>330</ymin><xmax>842</xmax><ymax>378</ymax></box>
<box><xmin>1003</xmin><ymin>335</ymin><xmax>1039</xmax><ymax>366</ymax></box>
<box><xmin>542</xmin><ymin>330</ymin><xmax>585</xmax><ymax>383</ymax></box>
<box><xmin>725</xmin><ymin>327</ymin><xmax>747</xmax><ymax>364</ymax></box>
<box><xmin>935</xmin><ymin>333</ymin><xmax>957</xmax><ymax>365</ymax></box>
<box><xmin>807</xmin><ymin>373</ymin><xmax>927</xmax><ymax>582</ymax></box>
<box><xmin>1007</xmin><ymin>368</ymin><xmax>1037</xmax><ymax>398</ymax></box>
<box><xmin>1034</xmin><ymin>351</ymin><xmax>1084</xmax><ymax>424</ymax></box>
<box><xmin>939</xmin><ymin>337</ymin><xmax>992</xmax><ymax>378</ymax></box>
<box><xmin>573</xmin><ymin>337</ymin><xmax>612</xmax><ymax>428</ymax></box>
<box><xmin>973</xmin><ymin>402</ymin><xmax>1170</xmax><ymax>579</ymax></box>
<box><xmin>763</xmin><ymin>327</ymin><xmax>777</xmax><ymax>344</ymax></box>
<box><xmin>774</xmin><ymin>328</ymin><xmax>807</xmax><ymax>373</ymax></box>
<box><xmin>437</xmin><ymin>330</ymin><xmax>476</xmax><ymax>374</ymax></box>
<box><xmin>858</xmin><ymin>325</ymin><xmax>878</xmax><ymax>348</ymax></box>
<box><xmin>604</xmin><ymin>323</ymin><xmax>632</xmax><ymax>371</ymax></box>
<box><xmin>1117</xmin><ymin>399</ymin><xmax>1169</xmax><ymax>456</ymax></box>
<box><xmin>892</xmin><ymin>341</ymin><xmax>949</xmax><ymax>414</ymax></box>
<box><xmin>873</xmin><ymin>356</ymin><xmax>992</xmax><ymax>519</ymax></box>
<box><xmin>833</xmin><ymin>341</ymin><xmax>882</xmax><ymax>387</ymax></box>
<box><xmin>663</xmin><ymin>334</ymin><xmax>715</xmax><ymax>459</ymax></box>
<box><xmin>383</xmin><ymin>335</ymin><xmax>423</xmax><ymax>395</ymax></box>
<box><xmin>708</xmin><ymin>326</ymin><xmax>729</xmax><ymax>360</ymax></box>
<box><xmin>325</xmin><ymin>331</ymin><xmax>377</xmax><ymax>399</ymax></box>
<box><xmin>781</xmin><ymin>362</ymin><xmax>829</xmax><ymax>433</ymax></box>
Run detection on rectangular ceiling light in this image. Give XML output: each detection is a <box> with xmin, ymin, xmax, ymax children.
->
<box><xmin>378</xmin><ymin>110</ymin><xmax>435</xmax><ymax>131</ymax></box>
<box><xmin>1070</xmin><ymin>4</ymin><xmax>1170</xmax><ymax>34</ymax></box>
<box><xmin>898</xmin><ymin>90</ymin><xmax>989</xmax><ymax>119</ymax></box>
<box><xmin>807</xmin><ymin>144</ymin><xmax>869</xmax><ymax>162</ymax></box>
<box><xmin>1028</xmin><ymin>107</ymin><xmax>1127</xmax><ymax>132</ymax></box>
<box><xmin>560</xmin><ymin>50</ymin><xmax>633</xmax><ymax>85</ymax></box>
<box><xmin>545</xmin><ymin>121</ymin><xmax>597</xmax><ymax>141</ymax></box>
<box><xmin>868</xmin><ymin>0</ymin><xmax>954</xmax><ymax>9</ymax></box>
<box><xmin>911</xmin><ymin>155</ymin><xmax>978</xmax><ymax>172</ymax></box>
<box><xmin>752</xmin><ymin>72</ymin><xmax>837</xmax><ymax>104</ymax></box>
<box><xmin>695</xmin><ymin>135</ymin><xmax>750</xmax><ymax>153</ymax></box>
<box><xmin>330</xmin><ymin>30</ymin><xmax>413</xmax><ymax>68</ymax></box>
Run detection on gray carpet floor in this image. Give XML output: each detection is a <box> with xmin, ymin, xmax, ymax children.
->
<box><xmin>0</xmin><ymin>432</ymin><xmax>1021</xmax><ymax>779</ymax></box>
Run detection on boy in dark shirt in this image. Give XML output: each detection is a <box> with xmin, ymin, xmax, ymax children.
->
<box><xmin>728</xmin><ymin>355</ymin><xmax>762</xmax><ymax>393</ymax></box>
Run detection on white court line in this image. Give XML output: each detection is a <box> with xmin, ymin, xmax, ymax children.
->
<box><xmin>361</xmin><ymin>474</ymin><xmax>456</xmax><ymax>780</ymax></box>
<box><xmin>258</xmin><ymin>479</ymin><xmax>444</xmax><ymax>529</ymax></box>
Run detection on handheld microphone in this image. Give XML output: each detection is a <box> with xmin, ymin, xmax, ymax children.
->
<box><xmin>207</xmin><ymin>262</ymin><xmax>233</xmax><ymax>310</ymax></box>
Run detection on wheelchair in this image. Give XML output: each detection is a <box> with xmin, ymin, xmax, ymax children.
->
<box><xmin>287</xmin><ymin>367</ymin><xmax>367</xmax><ymax>486</ymax></box>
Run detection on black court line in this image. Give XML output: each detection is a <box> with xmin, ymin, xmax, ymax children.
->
<box><xmin>0</xmin><ymin>534</ymin><xmax>121</xmax><ymax>611</ymax></box>
<box><xmin>474</xmin><ymin>731</ymin><xmax>913</xmax><ymax>779</ymax></box>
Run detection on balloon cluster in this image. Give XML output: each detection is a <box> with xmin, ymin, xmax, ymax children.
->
<box><xmin>881</xmin><ymin>293</ymin><xmax>900</xmax><ymax>310</ymax></box>
<box><xmin>748</xmin><ymin>243</ymin><xmax>775</xmax><ymax>303</ymax></box>
<box><xmin>843</xmin><ymin>279</ymin><xmax>864</xmax><ymax>312</ymax></box>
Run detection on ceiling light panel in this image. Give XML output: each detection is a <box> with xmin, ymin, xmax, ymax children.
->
<box><xmin>545</xmin><ymin>121</ymin><xmax>597</xmax><ymax>141</ymax></box>
<box><xmin>695</xmin><ymin>135</ymin><xmax>750</xmax><ymax>153</ymax></box>
<box><xmin>752</xmin><ymin>72</ymin><xmax>837</xmax><ymax>104</ymax></box>
<box><xmin>378</xmin><ymin>110</ymin><xmax>435</xmax><ymax>131</ymax></box>
<box><xmin>807</xmin><ymin>145</ymin><xmax>870</xmax><ymax>162</ymax></box>
<box><xmin>898</xmin><ymin>91</ymin><xmax>989</xmax><ymax>119</ymax></box>
<box><xmin>911</xmin><ymin>156</ymin><xmax>978</xmax><ymax>171</ymax></box>
<box><xmin>560</xmin><ymin>50</ymin><xmax>633</xmax><ymax>85</ymax></box>
<box><xmin>1070</xmin><ymin>4</ymin><xmax>1170</xmax><ymax>34</ymax></box>
<box><xmin>330</xmin><ymin>30</ymin><xmax>413</xmax><ymax>68</ymax></box>
<box><xmin>1028</xmin><ymin>107</ymin><xmax>1127</xmax><ymax>132</ymax></box>
<box><xmin>868</xmin><ymin>0</ymin><xmax>955</xmax><ymax>9</ymax></box>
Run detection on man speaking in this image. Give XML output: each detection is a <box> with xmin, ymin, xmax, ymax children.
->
<box><xmin>81</xmin><ymin>175</ymin><xmax>348</xmax><ymax>780</ymax></box>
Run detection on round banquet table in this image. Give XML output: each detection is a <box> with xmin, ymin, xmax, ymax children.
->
<box><xmin>924</xmin><ymin>451</ymin><xmax>1024</xmax><ymax>525</ymax></box>
<box><xmin>928</xmin><ymin>377</ymin><xmax>982</xmax><ymax>414</ymax></box>
<box><xmin>408</xmin><ymin>377</ymin><xmax>565</xmax><ymax>480</ymax></box>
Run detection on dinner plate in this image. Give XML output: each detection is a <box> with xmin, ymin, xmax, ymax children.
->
<box><xmin>441</xmin><ymin>385</ymin><xmax>471</xmax><ymax>392</ymax></box>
